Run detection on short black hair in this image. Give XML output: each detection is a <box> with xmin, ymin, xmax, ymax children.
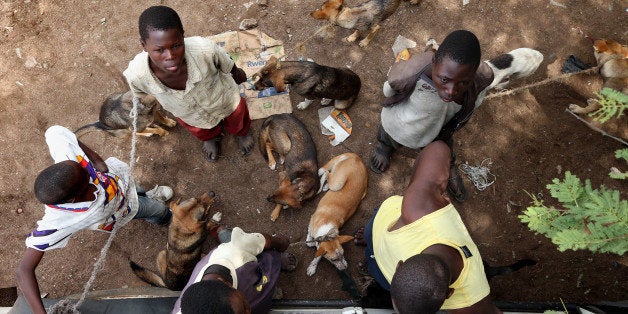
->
<box><xmin>181</xmin><ymin>280</ymin><xmax>235</xmax><ymax>314</ymax></box>
<box><xmin>138</xmin><ymin>6</ymin><xmax>184</xmax><ymax>41</ymax></box>
<box><xmin>34</xmin><ymin>161</ymin><xmax>84</xmax><ymax>204</ymax></box>
<box><xmin>434</xmin><ymin>30</ymin><xmax>481</xmax><ymax>69</ymax></box>
<box><xmin>391</xmin><ymin>254</ymin><xmax>450</xmax><ymax>314</ymax></box>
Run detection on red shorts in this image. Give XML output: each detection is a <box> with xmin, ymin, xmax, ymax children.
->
<box><xmin>176</xmin><ymin>97</ymin><xmax>251</xmax><ymax>141</ymax></box>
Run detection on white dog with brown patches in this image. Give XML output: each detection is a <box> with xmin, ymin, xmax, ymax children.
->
<box><xmin>306</xmin><ymin>153</ymin><xmax>368</xmax><ymax>276</ymax></box>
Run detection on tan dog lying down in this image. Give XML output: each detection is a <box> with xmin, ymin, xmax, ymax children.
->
<box><xmin>306</xmin><ymin>153</ymin><xmax>368</xmax><ymax>276</ymax></box>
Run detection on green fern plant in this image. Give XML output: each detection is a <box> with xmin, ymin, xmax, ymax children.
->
<box><xmin>588</xmin><ymin>87</ymin><xmax>628</xmax><ymax>123</ymax></box>
<box><xmin>519</xmin><ymin>171</ymin><xmax>627</xmax><ymax>255</ymax></box>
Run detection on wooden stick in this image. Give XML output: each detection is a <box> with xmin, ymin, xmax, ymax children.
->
<box><xmin>565</xmin><ymin>109</ymin><xmax>628</xmax><ymax>146</ymax></box>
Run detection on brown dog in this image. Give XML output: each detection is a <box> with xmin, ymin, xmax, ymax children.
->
<box><xmin>253</xmin><ymin>56</ymin><xmax>361</xmax><ymax>110</ymax></box>
<box><xmin>259</xmin><ymin>114</ymin><xmax>319</xmax><ymax>221</ymax></box>
<box><xmin>568</xmin><ymin>38</ymin><xmax>627</xmax><ymax>141</ymax></box>
<box><xmin>75</xmin><ymin>90</ymin><xmax>177</xmax><ymax>137</ymax></box>
<box><xmin>306</xmin><ymin>153</ymin><xmax>367</xmax><ymax>276</ymax></box>
<box><xmin>310</xmin><ymin>0</ymin><xmax>420</xmax><ymax>47</ymax></box>
<box><xmin>130</xmin><ymin>192</ymin><xmax>221</xmax><ymax>290</ymax></box>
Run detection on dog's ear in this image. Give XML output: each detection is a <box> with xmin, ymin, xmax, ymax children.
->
<box><xmin>140</xmin><ymin>95</ymin><xmax>159</xmax><ymax>108</ymax></box>
<box><xmin>314</xmin><ymin>245</ymin><xmax>327</xmax><ymax>257</ymax></box>
<box><xmin>337</xmin><ymin>235</ymin><xmax>354</xmax><ymax>245</ymax></box>
<box><xmin>593</xmin><ymin>39</ymin><xmax>608</xmax><ymax>53</ymax></box>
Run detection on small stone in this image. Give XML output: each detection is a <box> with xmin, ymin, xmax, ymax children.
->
<box><xmin>24</xmin><ymin>56</ymin><xmax>37</xmax><ymax>68</ymax></box>
<box><xmin>239</xmin><ymin>18</ymin><xmax>258</xmax><ymax>30</ymax></box>
<box><xmin>15</xmin><ymin>48</ymin><xmax>22</xmax><ymax>59</ymax></box>
<box><xmin>17</xmin><ymin>208</ymin><xmax>23</xmax><ymax>214</ymax></box>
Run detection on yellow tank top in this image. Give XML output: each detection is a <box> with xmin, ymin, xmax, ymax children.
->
<box><xmin>372</xmin><ymin>196</ymin><xmax>490</xmax><ymax>309</ymax></box>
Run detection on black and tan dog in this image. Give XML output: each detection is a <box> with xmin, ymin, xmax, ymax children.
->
<box><xmin>253</xmin><ymin>56</ymin><xmax>361</xmax><ymax>111</ymax></box>
<box><xmin>75</xmin><ymin>90</ymin><xmax>177</xmax><ymax>137</ymax></box>
<box><xmin>259</xmin><ymin>114</ymin><xmax>319</xmax><ymax>221</ymax></box>
<box><xmin>310</xmin><ymin>0</ymin><xmax>420</xmax><ymax>47</ymax></box>
<box><xmin>130</xmin><ymin>192</ymin><xmax>220</xmax><ymax>290</ymax></box>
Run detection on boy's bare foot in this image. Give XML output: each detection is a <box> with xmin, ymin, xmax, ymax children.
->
<box><xmin>202</xmin><ymin>137</ymin><xmax>221</xmax><ymax>162</ymax></box>
<box><xmin>237</xmin><ymin>131</ymin><xmax>254</xmax><ymax>156</ymax></box>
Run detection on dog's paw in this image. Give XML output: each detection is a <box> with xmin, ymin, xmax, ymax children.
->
<box><xmin>269</xmin><ymin>162</ymin><xmax>277</xmax><ymax>170</ymax></box>
<box><xmin>306</xmin><ymin>262</ymin><xmax>318</xmax><ymax>276</ymax></box>
<box><xmin>164</xmin><ymin>118</ymin><xmax>177</xmax><ymax>128</ymax></box>
<box><xmin>297</xmin><ymin>101</ymin><xmax>309</xmax><ymax>110</ymax></box>
<box><xmin>320</xmin><ymin>98</ymin><xmax>332</xmax><ymax>106</ymax></box>
<box><xmin>211</xmin><ymin>212</ymin><xmax>222</xmax><ymax>223</ymax></box>
<box><xmin>358</xmin><ymin>39</ymin><xmax>370</xmax><ymax>47</ymax></box>
<box><xmin>297</xmin><ymin>99</ymin><xmax>313</xmax><ymax>110</ymax></box>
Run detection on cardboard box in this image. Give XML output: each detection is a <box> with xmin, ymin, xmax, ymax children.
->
<box><xmin>209</xmin><ymin>29</ymin><xmax>292</xmax><ymax>120</ymax></box>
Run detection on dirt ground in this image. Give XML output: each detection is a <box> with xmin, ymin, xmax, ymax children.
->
<box><xmin>1</xmin><ymin>0</ymin><xmax>627</xmax><ymax>309</ymax></box>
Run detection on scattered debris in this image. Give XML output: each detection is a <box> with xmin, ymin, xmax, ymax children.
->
<box><xmin>16</xmin><ymin>208</ymin><xmax>23</xmax><ymax>214</ymax></box>
<box><xmin>15</xmin><ymin>48</ymin><xmax>22</xmax><ymax>59</ymax></box>
<box><xmin>549</xmin><ymin>0</ymin><xmax>566</xmax><ymax>8</ymax></box>
<box><xmin>24</xmin><ymin>56</ymin><xmax>38</xmax><ymax>68</ymax></box>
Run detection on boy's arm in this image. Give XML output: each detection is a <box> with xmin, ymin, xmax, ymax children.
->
<box><xmin>263</xmin><ymin>233</ymin><xmax>289</xmax><ymax>252</ymax></box>
<box><xmin>78</xmin><ymin>140</ymin><xmax>108</xmax><ymax>173</ymax></box>
<box><xmin>16</xmin><ymin>248</ymin><xmax>46</xmax><ymax>314</ymax></box>
<box><xmin>230</xmin><ymin>65</ymin><xmax>247</xmax><ymax>85</ymax></box>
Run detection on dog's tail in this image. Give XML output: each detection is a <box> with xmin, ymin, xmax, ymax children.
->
<box><xmin>484</xmin><ymin>258</ymin><xmax>537</xmax><ymax>280</ymax></box>
<box><xmin>129</xmin><ymin>261</ymin><xmax>166</xmax><ymax>288</ymax></box>
<box><xmin>74</xmin><ymin>121</ymin><xmax>112</xmax><ymax>137</ymax></box>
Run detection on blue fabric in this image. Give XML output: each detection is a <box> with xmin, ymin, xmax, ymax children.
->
<box><xmin>365</xmin><ymin>207</ymin><xmax>391</xmax><ymax>291</ymax></box>
<box><xmin>134</xmin><ymin>186</ymin><xmax>171</xmax><ymax>225</ymax></box>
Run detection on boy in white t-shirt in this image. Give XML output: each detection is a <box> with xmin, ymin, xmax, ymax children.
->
<box><xmin>16</xmin><ymin>125</ymin><xmax>173</xmax><ymax>314</ymax></box>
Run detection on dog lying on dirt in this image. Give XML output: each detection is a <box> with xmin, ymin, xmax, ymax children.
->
<box><xmin>306</xmin><ymin>153</ymin><xmax>368</xmax><ymax>276</ymax></box>
<box><xmin>259</xmin><ymin>113</ymin><xmax>319</xmax><ymax>221</ymax></box>
<box><xmin>486</xmin><ymin>48</ymin><xmax>544</xmax><ymax>90</ymax></box>
<box><xmin>253</xmin><ymin>56</ymin><xmax>361</xmax><ymax>111</ymax></box>
<box><xmin>568</xmin><ymin>38</ymin><xmax>627</xmax><ymax>141</ymax></box>
<box><xmin>130</xmin><ymin>192</ymin><xmax>221</xmax><ymax>290</ymax></box>
<box><xmin>75</xmin><ymin>90</ymin><xmax>176</xmax><ymax>137</ymax></box>
<box><xmin>311</xmin><ymin>0</ymin><xmax>419</xmax><ymax>47</ymax></box>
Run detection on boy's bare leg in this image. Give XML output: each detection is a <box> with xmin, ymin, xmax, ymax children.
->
<box><xmin>202</xmin><ymin>137</ymin><xmax>221</xmax><ymax>162</ymax></box>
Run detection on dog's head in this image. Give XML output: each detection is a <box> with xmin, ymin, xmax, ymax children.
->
<box><xmin>311</xmin><ymin>0</ymin><xmax>343</xmax><ymax>22</ymax></box>
<box><xmin>267</xmin><ymin>171</ymin><xmax>318</xmax><ymax>208</ymax></box>
<box><xmin>313</xmin><ymin>235</ymin><xmax>354</xmax><ymax>270</ymax></box>
<box><xmin>169</xmin><ymin>192</ymin><xmax>215</xmax><ymax>232</ymax></box>
<box><xmin>253</xmin><ymin>56</ymin><xmax>287</xmax><ymax>91</ymax></box>
<box><xmin>119</xmin><ymin>91</ymin><xmax>160</xmax><ymax>115</ymax></box>
<box><xmin>593</xmin><ymin>39</ymin><xmax>628</xmax><ymax>61</ymax></box>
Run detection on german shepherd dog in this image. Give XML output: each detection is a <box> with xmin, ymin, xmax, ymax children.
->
<box><xmin>75</xmin><ymin>90</ymin><xmax>176</xmax><ymax>137</ymax></box>
<box><xmin>130</xmin><ymin>192</ymin><xmax>220</xmax><ymax>290</ymax></box>
<box><xmin>259</xmin><ymin>114</ymin><xmax>319</xmax><ymax>221</ymax></box>
<box><xmin>253</xmin><ymin>56</ymin><xmax>361</xmax><ymax>111</ymax></box>
<box><xmin>311</xmin><ymin>0</ymin><xmax>419</xmax><ymax>47</ymax></box>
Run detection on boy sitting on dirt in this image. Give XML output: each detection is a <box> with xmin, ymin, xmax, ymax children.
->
<box><xmin>16</xmin><ymin>125</ymin><xmax>173</xmax><ymax>314</ymax></box>
<box><xmin>172</xmin><ymin>226</ymin><xmax>298</xmax><ymax>314</ymax></box>
<box><xmin>370</xmin><ymin>30</ymin><xmax>494</xmax><ymax>202</ymax></box>
<box><xmin>123</xmin><ymin>5</ymin><xmax>253</xmax><ymax>162</ymax></box>
<box><xmin>358</xmin><ymin>140</ymin><xmax>501</xmax><ymax>313</ymax></box>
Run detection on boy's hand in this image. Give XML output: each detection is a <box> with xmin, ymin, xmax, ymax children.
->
<box><xmin>264</xmin><ymin>233</ymin><xmax>290</xmax><ymax>252</ymax></box>
<box><xmin>231</xmin><ymin>66</ymin><xmax>247</xmax><ymax>85</ymax></box>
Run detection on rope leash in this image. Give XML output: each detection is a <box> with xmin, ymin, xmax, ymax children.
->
<box><xmin>48</xmin><ymin>98</ymin><xmax>140</xmax><ymax>314</ymax></box>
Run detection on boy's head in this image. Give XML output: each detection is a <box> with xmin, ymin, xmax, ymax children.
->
<box><xmin>181</xmin><ymin>280</ymin><xmax>250</xmax><ymax>314</ymax></box>
<box><xmin>138</xmin><ymin>6</ymin><xmax>184</xmax><ymax>41</ymax></box>
<box><xmin>138</xmin><ymin>6</ymin><xmax>186</xmax><ymax>75</ymax></box>
<box><xmin>34</xmin><ymin>161</ymin><xmax>89</xmax><ymax>204</ymax></box>
<box><xmin>390</xmin><ymin>254</ymin><xmax>451</xmax><ymax>314</ymax></box>
<box><xmin>431</xmin><ymin>30</ymin><xmax>481</xmax><ymax>102</ymax></box>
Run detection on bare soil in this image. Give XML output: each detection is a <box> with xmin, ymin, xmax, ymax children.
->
<box><xmin>1</xmin><ymin>0</ymin><xmax>626</xmax><ymax>308</ymax></box>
